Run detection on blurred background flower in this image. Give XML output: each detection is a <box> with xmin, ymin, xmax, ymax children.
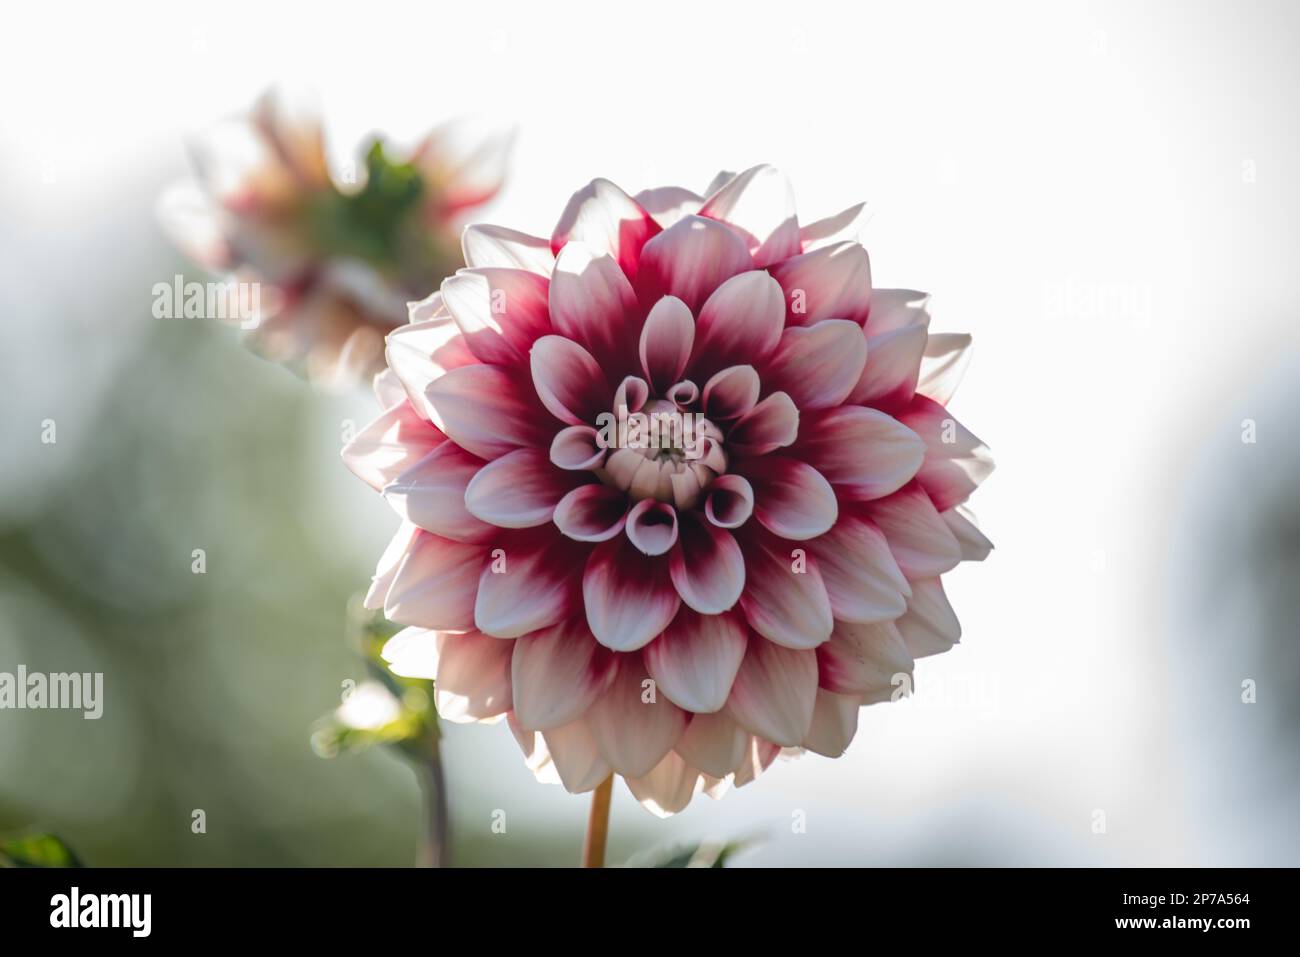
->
<box><xmin>158</xmin><ymin>89</ymin><xmax>513</xmax><ymax>388</ymax></box>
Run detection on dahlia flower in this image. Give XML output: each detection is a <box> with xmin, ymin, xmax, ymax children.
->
<box><xmin>344</xmin><ymin>165</ymin><xmax>993</xmax><ymax>820</ymax></box>
<box><xmin>158</xmin><ymin>89</ymin><xmax>512</xmax><ymax>387</ymax></box>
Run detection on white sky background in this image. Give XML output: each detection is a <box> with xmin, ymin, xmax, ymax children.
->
<box><xmin>3</xmin><ymin>0</ymin><xmax>1298</xmax><ymax>864</ymax></box>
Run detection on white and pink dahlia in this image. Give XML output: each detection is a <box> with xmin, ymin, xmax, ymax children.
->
<box><xmin>159</xmin><ymin>89</ymin><xmax>512</xmax><ymax>387</ymax></box>
<box><xmin>344</xmin><ymin>166</ymin><xmax>993</xmax><ymax>816</ymax></box>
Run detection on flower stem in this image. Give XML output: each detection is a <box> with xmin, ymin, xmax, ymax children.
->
<box><xmin>582</xmin><ymin>775</ymin><xmax>614</xmax><ymax>868</ymax></box>
<box><xmin>414</xmin><ymin>734</ymin><xmax>449</xmax><ymax>868</ymax></box>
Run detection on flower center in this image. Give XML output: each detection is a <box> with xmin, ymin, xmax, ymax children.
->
<box><xmin>595</xmin><ymin>399</ymin><xmax>727</xmax><ymax>509</ymax></box>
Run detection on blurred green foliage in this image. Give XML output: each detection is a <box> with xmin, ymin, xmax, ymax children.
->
<box><xmin>0</xmin><ymin>831</ymin><xmax>82</xmax><ymax>868</ymax></box>
<box><xmin>0</xmin><ymin>311</ymin><xmax>601</xmax><ymax>866</ymax></box>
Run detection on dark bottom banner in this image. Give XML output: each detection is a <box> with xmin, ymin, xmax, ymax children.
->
<box><xmin>0</xmin><ymin>867</ymin><xmax>1279</xmax><ymax>942</ymax></box>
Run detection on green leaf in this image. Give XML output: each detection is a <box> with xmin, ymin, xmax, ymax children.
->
<box><xmin>311</xmin><ymin>595</ymin><xmax>442</xmax><ymax>759</ymax></box>
<box><xmin>625</xmin><ymin>837</ymin><xmax>756</xmax><ymax>868</ymax></box>
<box><xmin>0</xmin><ymin>832</ymin><xmax>83</xmax><ymax>868</ymax></box>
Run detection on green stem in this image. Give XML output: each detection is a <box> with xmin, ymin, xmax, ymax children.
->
<box><xmin>414</xmin><ymin>734</ymin><xmax>449</xmax><ymax>868</ymax></box>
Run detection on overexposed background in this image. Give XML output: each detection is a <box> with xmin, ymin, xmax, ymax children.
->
<box><xmin>2</xmin><ymin>0</ymin><xmax>1297</xmax><ymax>865</ymax></box>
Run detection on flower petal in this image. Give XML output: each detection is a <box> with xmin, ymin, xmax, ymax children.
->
<box><xmin>583</xmin><ymin>536</ymin><xmax>681</xmax><ymax>651</ymax></box>
<box><xmin>507</xmin><ymin>711</ymin><xmax>562</xmax><ymax>785</ymax></box>
<box><xmin>726</xmin><ymin>634</ymin><xmax>819</xmax><ymax>747</ymax></box>
<box><xmin>896</xmin><ymin>577</ymin><xmax>961</xmax><ymax>658</ymax></box>
<box><xmin>383</xmin><ymin>441</ymin><xmax>496</xmax><ymax>543</ymax></box>
<box><xmin>740</xmin><ymin>456</ymin><xmax>838</xmax><ymax>541</ymax></box>
<box><xmin>702</xmin><ymin>365</ymin><xmax>760</xmax><ymax>421</ymax></box>
<box><xmin>385</xmin><ymin>312</ymin><xmax>476</xmax><ymax>420</ymax></box>
<box><xmin>764</xmin><ymin>319</ymin><xmax>868</xmax><ymax>411</ymax></box>
<box><xmin>364</xmin><ymin>522</ymin><xmax>420</xmax><ymax>610</ymax></box>
<box><xmin>801</xmin><ymin>689</ymin><xmax>860</xmax><ymax>757</ymax></box>
<box><xmin>435</xmin><ymin>631</ymin><xmax>513</xmax><ymax>723</ymax></box>
<box><xmin>645</xmin><ymin>607</ymin><xmax>747</xmax><ymax>713</ymax></box>
<box><xmin>847</xmin><ymin>323</ymin><xmax>927</xmax><ymax>410</ymax></box>
<box><xmin>553</xmin><ymin>483</ymin><xmax>628</xmax><ymax>542</ymax></box>
<box><xmin>698</xmin><ymin>164</ymin><xmax>801</xmax><ymax>267</ymax></box>
<box><xmin>795</xmin><ymin>405</ymin><xmax>924</xmax><ymax>501</ymax></box>
<box><xmin>541</xmin><ymin>717</ymin><xmax>613</xmax><ymax>793</ymax></box>
<box><xmin>635</xmin><ymin>215</ymin><xmax>753</xmax><ymax>314</ymax></box>
<box><xmin>530</xmin><ymin>335</ymin><xmax>610</xmax><ymax>426</ymax></box>
<box><xmin>425</xmin><ymin>364</ymin><xmax>549</xmax><ymax>460</ymax></box>
<box><xmin>407</xmin><ymin>289</ymin><xmax>452</xmax><ymax>324</ymax></box>
<box><xmin>551</xmin><ymin>178</ymin><xmax>660</xmax><ymax>281</ymax></box>
<box><xmin>704</xmin><ymin>474</ymin><xmax>755</xmax><ymax>529</ymax></box>
<box><xmin>384</xmin><ymin>531</ymin><xmax>482</xmax><ymax>630</ymax></box>
<box><xmin>461</xmin><ymin>224</ymin><xmax>556</xmax><ymax>275</ymax></box>
<box><xmin>589</xmin><ymin>656</ymin><xmax>688</xmax><ymax>777</ymax></box>
<box><xmin>799</xmin><ymin>202</ymin><xmax>868</xmax><ymax>251</ymax></box>
<box><xmin>633</xmin><ymin>185</ymin><xmax>703</xmax><ymax>228</ymax></box>
<box><xmin>625</xmin><ymin>750</ymin><xmax>700</xmax><ymax>817</ymax></box>
<box><xmin>809</xmin><ymin>514</ymin><xmax>911</xmax><ymax>624</ymax></box>
<box><xmin>342</xmin><ymin>401</ymin><xmax>444</xmax><ymax>491</ymax></box>
<box><xmin>550</xmin><ymin>425</ymin><xmax>607</xmax><ymax>471</ymax></box>
<box><xmin>675</xmin><ymin>710</ymin><xmax>749</xmax><ymax>777</ymax></box>
<box><xmin>415</xmin><ymin>116</ymin><xmax>514</xmax><ymax>213</ymax></box>
<box><xmin>769</xmin><ymin>241</ymin><xmax>872</xmax><ymax>327</ymax></box>
<box><xmin>691</xmin><ymin>270</ymin><xmax>785</xmax><ymax>378</ymax></box>
<box><xmin>897</xmin><ymin>395</ymin><xmax>995</xmax><ymax>511</ymax></box>
<box><xmin>943</xmin><ymin>505</ymin><xmax>994</xmax><ymax>561</ymax></box>
<box><xmin>732</xmin><ymin>736</ymin><xmax>781</xmax><ymax>788</ymax></box>
<box><xmin>381</xmin><ymin>626</ymin><xmax>440</xmax><ymax>680</ymax></box>
<box><xmin>548</xmin><ymin>242</ymin><xmax>640</xmax><ymax>370</ymax></box>
<box><xmin>464</xmin><ymin>447</ymin><xmax>581</xmax><ymax>529</ymax></box>
<box><xmin>638</xmin><ymin>295</ymin><xmax>695</xmax><ymax>393</ymax></box>
<box><xmin>817</xmin><ymin>619</ymin><xmax>913</xmax><ymax>697</ymax></box>
<box><xmin>726</xmin><ymin>391</ymin><xmax>800</xmax><ymax>456</ymax></box>
<box><xmin>372</xmin><ymin>367</ymin><xmax>406</xmax><ymax>410</ymax></box>
<box><xmin>668</xmin><ymin>512</ymin><xmax>745</xmax><ymax>613</ymax></box>
<box><xmin>441</xmin><ymin>268</ymin><xmax>552</xmax><ymax>367</ymax></box>
<box><xmin>866</xmin><ymin>484</ymin><xmax>963</xmax><ymax>578</ymax></box>
<box><xmin>737</xmin><ymin>527</ymin><xmax>834</xmax><ymax>649</ymax></box>
<box><xmin>863</xmin><ymin>288</ymin><xmax>931</xmax><ymax>335</ymax></box>
<box><xmin>511</xmin><ymin>617</ymin><xmax>618</xmax><ymax>730</ymax></box>
<box><xmin>625</xmin><ymin>499</ymin><xmax>679</xmax><ymax>556</ymax></box>
<box><xmin>474</xmin><ymin>532</ymin><xmax>584</xmax><ymax>638</ymax></box>
<box><xmin>916</xmin><ymin>332</ymin><xmax>972</xmax><ymax>405</ymax></box>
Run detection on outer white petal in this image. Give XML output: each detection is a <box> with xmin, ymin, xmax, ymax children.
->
<box><xmin>625</xmin><ymin>750</ymin><xmax>701</xmax><ymax>818</ymax></box>
<box><xmin>633</xmin><ymin>186</ymin><xmax>704</xmax><ymax>228</ymax></box>
<box><xmin>644</xmin><ymin>609</ymin><xmax>747</xmax><ymax>713</ymax></box>
<box><xmin>818</xmin><ymin>619</ymin><xmax>914</xmax><ymax>701</ymax></box>
<box><xmin>341</xmin><ymin>402</ymin><xmax>444</xmax><ymax>492</ymax></box>
<box><xmin>916</xmin><ymin>332</ymin><xmax>972</xmax><ymax>405</ymax></box>
<box><xmin>675</xmin><ymin>710</ymin><xmax>749</xmax><ymax>777</ymax></box>
<box><xmin>943</xmin><ymin>505</ymin><xmax>994</xmax><ymax>561</ymax></box>
<box><xmin>697</xmin><ymin>164</ymin><xmax>801</xmax><ymax>267</ymax></box>
<box><xmin>896</xmin><ymin>578</ymin><xmax>961</xmax><ymax>658</ymax></box>
<box><xmin>435</xmin><ymin>632</ymin><xmax>513</xmax><ymax>723</ymax></box>
<box><xmin>868</xmin><ymin>485</ymin><xmax>963</xmax><ymax>578</ymax></box>
<box><xmin>588</xmin><ymin>657</ymin><xmax>688</xmax><ymax>777</ymax></box>
<box><xmin>381</xmin><ymin>626</ymin><xmax>441</xmax><ymax>680</ymax></box>
<box><xmin>384</xmin><ymin>532</ymin><xmax>482</xmax><ymax>631</ymax></box>
<box><xmin>726</xmin><ymin>636</ymin><xmax>819</xmax><ymax>747</ymax></box>
<box><xmin>461</xmin><ymin>224</ymin><xmax>556</xmax><ymax>275</ymax></box>
<box><xmin>799</xmin><ymin>202</ymin><xmax>869</xmax><ymax>251</ymax></box>
<box><xmin>510</xmin><ymin>619</ymin><xmax>617</xmax><ymax>731</ymax></box>
<box><xmin>801</xmin><ymin>689</ymin><xmax>861</xmax><ymax>757</ymax></box>
<box><xmin>541</xmin><ymin>717</ymin><xmax>613</xmax><ymax>793</ymax></box>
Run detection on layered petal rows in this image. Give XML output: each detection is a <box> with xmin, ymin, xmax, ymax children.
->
<box><xmin>348</xmin><ymin>166</ymin><xmax>993</xmax><ymax>815</ymax></box>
